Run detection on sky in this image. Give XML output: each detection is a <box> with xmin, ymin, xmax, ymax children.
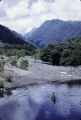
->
<box><xmin>0</xmin><ymin>0</ymin><xmax>81</xmax><ymax>34</ymax></box>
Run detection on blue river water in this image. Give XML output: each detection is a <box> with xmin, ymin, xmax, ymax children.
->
<box><xmin>0</xmin><ymin>84</ymin><xmax>81</xmax><ymax>120</ymax></box>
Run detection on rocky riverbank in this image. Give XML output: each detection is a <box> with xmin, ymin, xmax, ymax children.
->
<box><xmin>0</xmin><ymin>56</ymin><xmax>80</xmax><ymax>89</ymax></box>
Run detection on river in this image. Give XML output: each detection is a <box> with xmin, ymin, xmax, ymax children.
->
<box><xmin>0</xmin><ymin>84</ymin><xmax>81</xmax><ymax>120</ymax></box>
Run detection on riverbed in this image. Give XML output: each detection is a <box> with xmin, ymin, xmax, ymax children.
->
<box><xmin>0</xmin><ymin>84</ymin><xmax>81</xmax><ymax>120</ymax></box>
<box><xmin>3</xmin><ymin>57</ymin><xmax>81</xmax><ymax>88</ymax></box>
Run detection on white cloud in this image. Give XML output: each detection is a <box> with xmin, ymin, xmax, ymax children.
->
<box><xmin>0</xmin><ymin>0</ymin><xmax>81</xmax><ymax>34</ymax></box>
<box><xmin>6</xmin><ymin>0</ymin><xmax>30</xmax><ymax>19</ymax></box>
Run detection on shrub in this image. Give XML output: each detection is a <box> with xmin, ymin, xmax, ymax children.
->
<box><xmin>19</xmin><ymin>59</ymin><xmax>29</xmax><ymax>70</ymax></box>
<box><xmin>0</xmin><ymin>81</ymin><xmax>4</xmax><ymax>88</ymax></box>
<box><xmin>33</xmin><ymin>49</ymin><xmax>41</xmax><ymax>59</ymax></box>
<box><xmin>0</xmin><ymin>60</ymin><xmax>6</xmax><ymax>72</ymax></box>
<box><xmin>60</xmin><ymin>47</ymin><xmax>81</xmax><ymax>66</ymax></box>
<box><xmin>1</xmin><ymin>56</ymin><xmax>4</xmax><ymax>59</ymax></box>
<box><xmin>5</xmin><ymin>75</ymin><xmax>12</xmax><ymax>83</ymax></box>
<box><xmin>10</xmin><ymin>57</ymin><xmax>18</xmax><ymax>66</ymax></box>
<box><xmin>50</xmin><ymin>49</ymin><xmax>61</xmax><ymax>65</ymax></box>
<box><xmin>40</xmin><ymin>45</ymin><xmax>53</xmax><ymax>62</ymax></box>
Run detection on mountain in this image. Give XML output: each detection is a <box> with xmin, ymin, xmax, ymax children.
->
<box><xmin>25</xmin><ymin>28</ymin><xmax>37</xmax><ymax>39</ymax></box>
<box><xmin>0</xmin><ymin>24</ymin><xmax>29</xmax><ymax>45</ymax></box>
<box><xmin>25</xmin><ymin>19</ymin><xmax>81</xmax><ymax>48</ymax></box>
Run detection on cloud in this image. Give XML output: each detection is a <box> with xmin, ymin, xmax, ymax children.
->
<box><xmin>6</xmin><ymin>1</ymin><xmax>29</xmax><ymax>19</ymax></box>
<box><xmin>0</xmin><ymin>0</ymin><xmax>81</xmax><ymax>34</ymax></box>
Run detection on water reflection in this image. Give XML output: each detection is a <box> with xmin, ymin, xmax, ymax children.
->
<box><xmin>0</xmin><ymin>84</ymin><xmax>81</xmax><ymax>120</ymax></box>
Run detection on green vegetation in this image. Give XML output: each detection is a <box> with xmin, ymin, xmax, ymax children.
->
<box><xmin>40</xmin><ymin>38</ymin><xmax>81</xmax><ymax>66</ymax></box>
<box><xmin>0</xmin><ymin>42</ymin><xmax>36</xmax><ymax>71</ymax></box>
<box><xmin>0</xmin><ymin>72</ymin><xmax>13</xmax><ymax>83</ymax></box>
<box><xmin>0</xmin><ymin>81</ymin><xmax>4</xmax><ymax>88</ymax></box>
<box><xmin>32</xmin><ymin>49</ymin><xmax>41</xmax><ymax>59</ymax></box>
<box><xmin>9</xmin><ymin>56</ymin><xmax>18</xmax><ymax>66</ymax></box>
<box><xmin>0</xmin><ymin>38</ymin><xmax>81</xmax><ymax>67</ymax></box>
<box><xmin>5</xmin><ymin>75</ymin><xmax>13</xmax><ymax>83</ymax></box>
<box><xmin>0</xmin><ymin>43</ymin><xmax>36</xmax><ymax>57</ymax></box>
<box><xmin>0</xmin><ymin>60</ymin><xmax>6</xmax><ymax>72</ymax></box>
<box><xmin>19</xmin><ymin>59</ymin><xmax>29</xmax><ymax>70</ymax></box>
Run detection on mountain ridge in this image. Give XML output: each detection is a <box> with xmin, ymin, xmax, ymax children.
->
<box><xmin>25</xmin><ymin>19</ymin><xmax>81</xmax><ymax>48</ymax></box>
<box><xmin>0</xmin><ymin>24</ymin><xmax>28</xmax><ymax>45</ymax></box>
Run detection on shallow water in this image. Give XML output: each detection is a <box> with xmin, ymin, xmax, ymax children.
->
<box><xmin>0</xmin><ymin>84</ymin><xmax>81</xmax><ymax>120</ymax></box>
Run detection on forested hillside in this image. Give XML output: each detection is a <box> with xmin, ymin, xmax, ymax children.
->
<box><xmin>40</xmin><ymin>38</ymin><xmax>81</xmax><ymax>66</ymax></box>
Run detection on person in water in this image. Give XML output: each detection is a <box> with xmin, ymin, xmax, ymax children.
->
<box><xmin>51</xmin><ymin>92</ymin><xmax>56</xmax><ymax>104</ymax></box>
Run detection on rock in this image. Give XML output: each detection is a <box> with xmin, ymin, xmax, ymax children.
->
<box><xmin>4</xmin><ymin>88</ymin><xmax>12</xmax><ymax>96</ymax></box>
<box><xmin>0</xmin><ymin>88</ymin><xmax>12</xmax><ymax>97</ymax></box>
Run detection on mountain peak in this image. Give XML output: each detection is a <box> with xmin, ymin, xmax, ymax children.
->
<box><xmin>45</xmin><ymin>19</ymin><xmax>63</xmax><ymax>22</ymax></box>
<box><xmin>42</xmin><ymin>19</ymin><xmax>64</xmax><ymax>26</ymax></box>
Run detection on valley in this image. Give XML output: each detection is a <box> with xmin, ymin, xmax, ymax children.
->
<box><xmin>0</xmin><ymin>20</ymin><xmax>81</xmax><ymax>120</ymax></box>
<box><xmin>0</xmin><ymin>22</ymin><xmax>81</xmax><ymax>93</ymax></box>
<box><xmin>1</xmin><ymin>0</ymin><xmax>81</xmax><ymax>119</ymax></box>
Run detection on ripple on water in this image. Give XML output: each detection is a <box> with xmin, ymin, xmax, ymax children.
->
<box><xmin>0</xmin><ymin>84</ymin><xmax>81</xmax><ymax>120</ymax></box>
